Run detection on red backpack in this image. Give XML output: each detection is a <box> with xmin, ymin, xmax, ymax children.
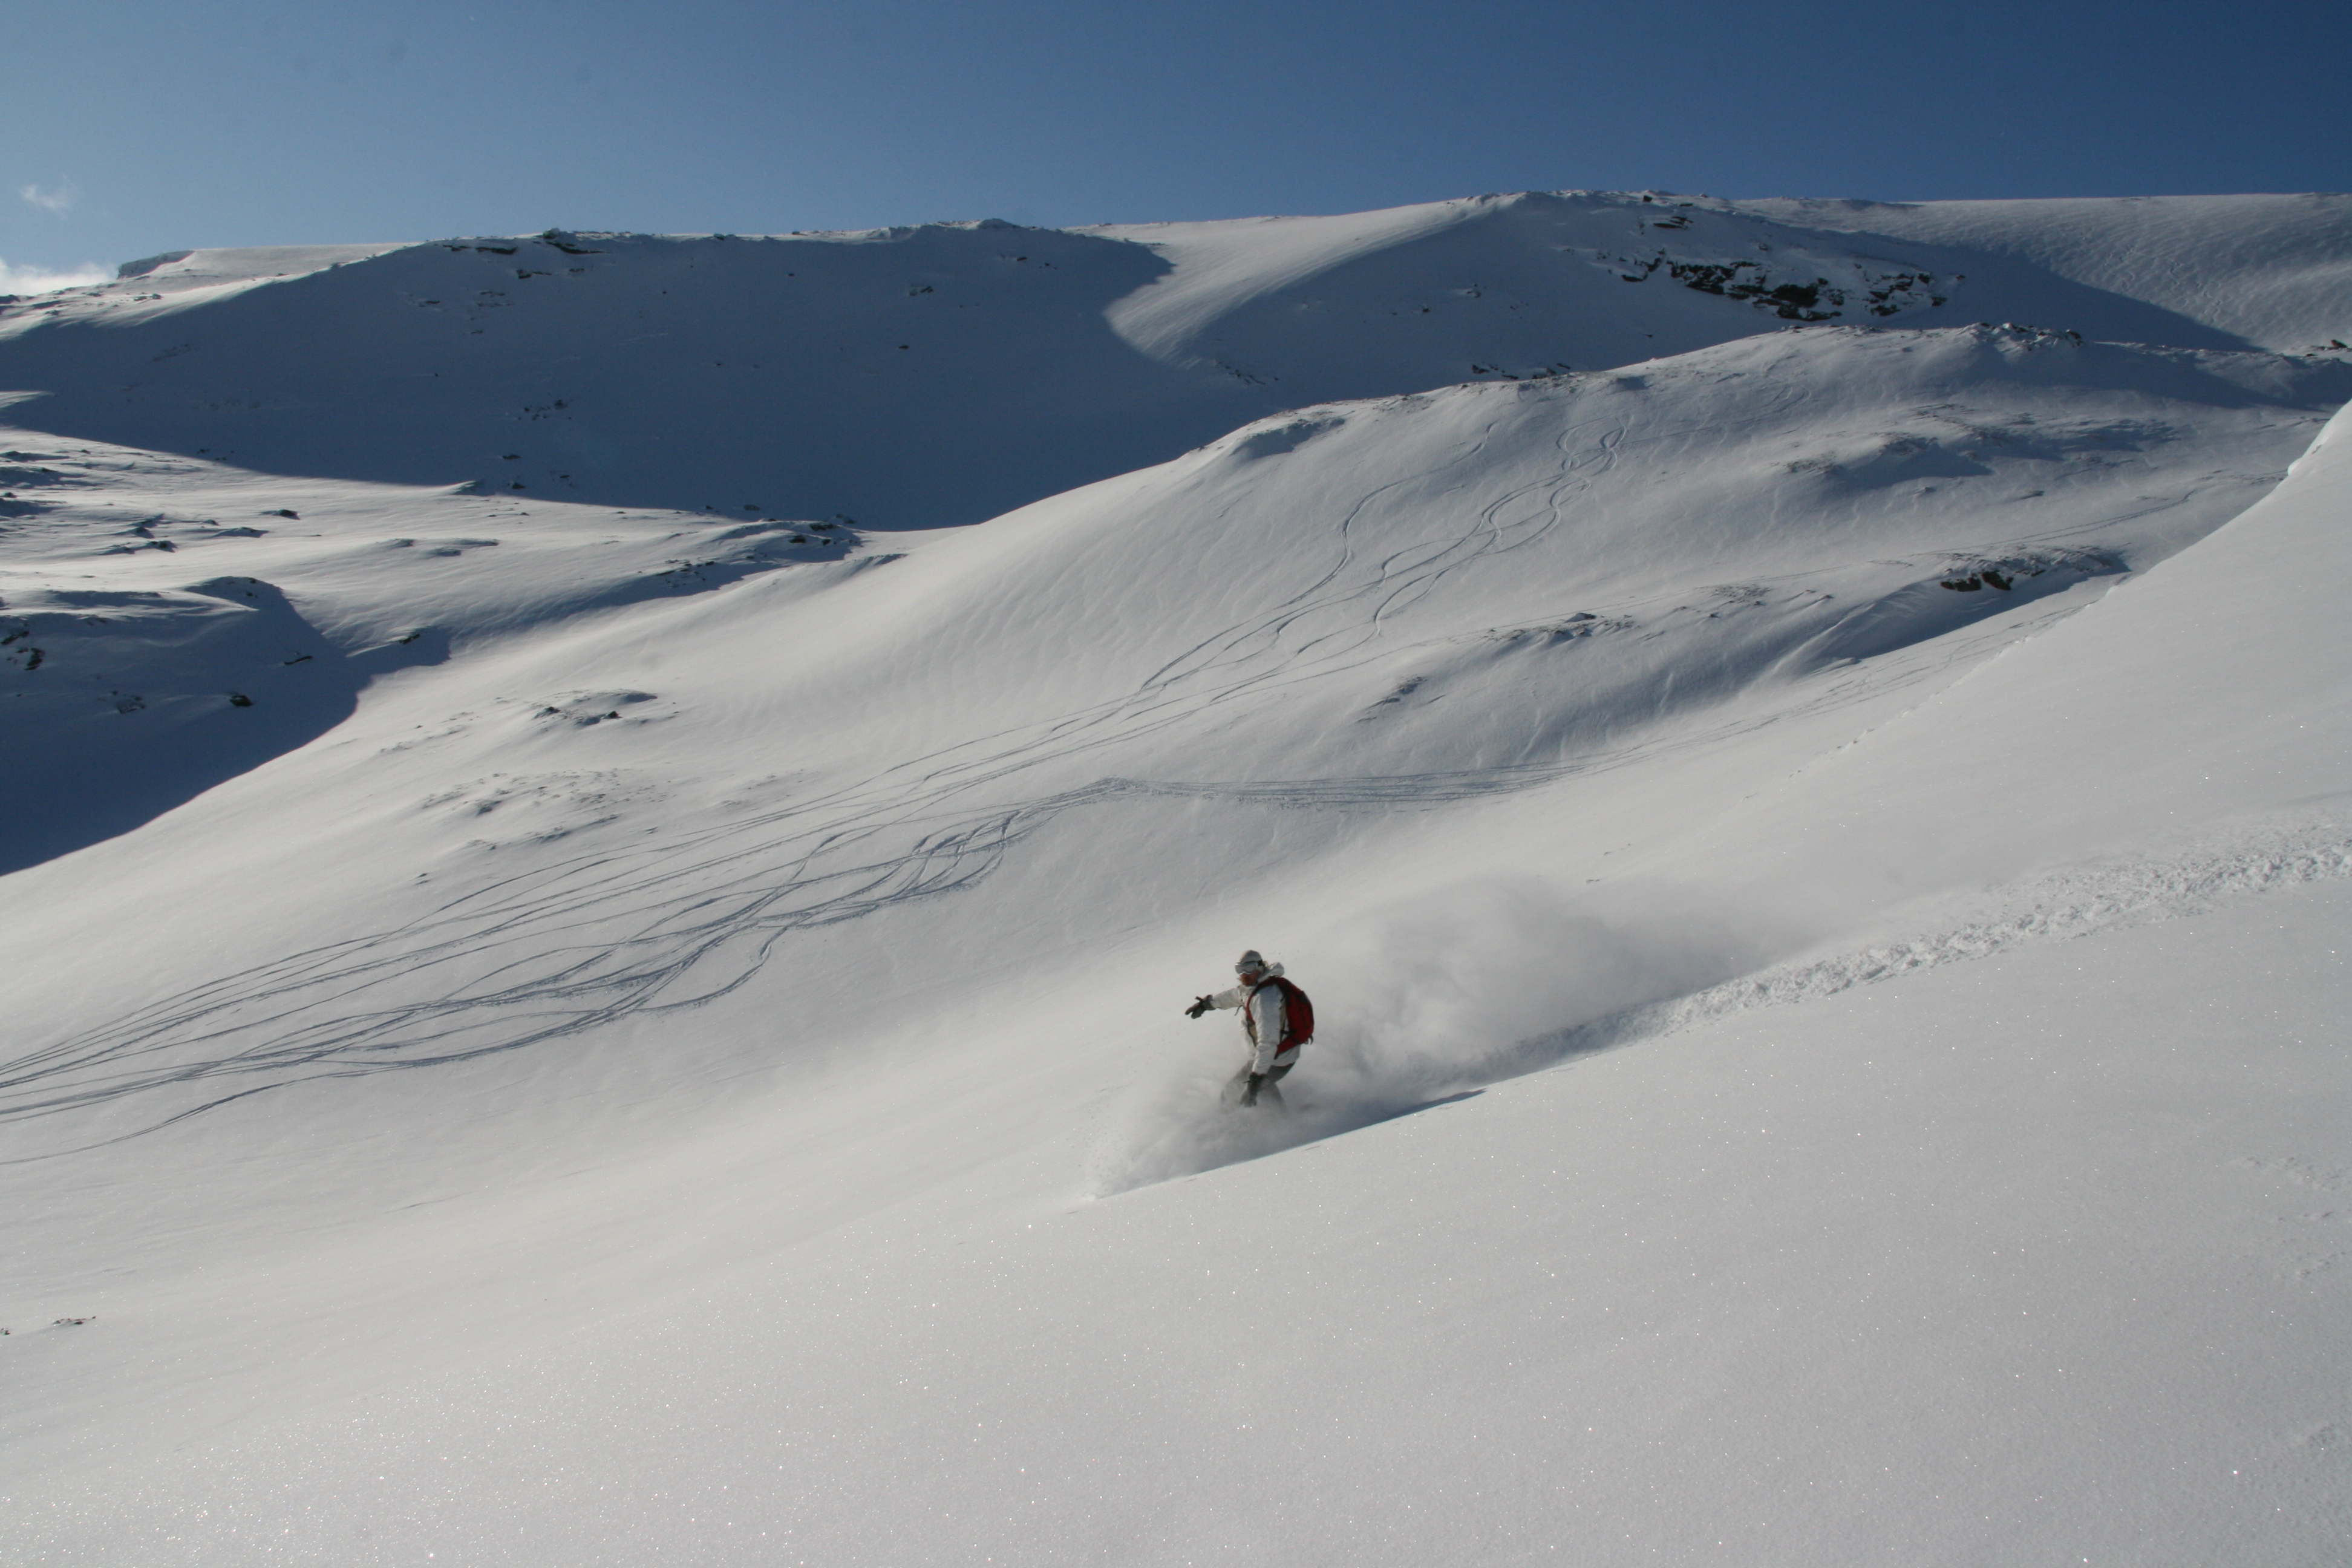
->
<box><xmin>1254</xmin><ymin>976</ymin><xmax>1315</xmax><ymax>1051</ymax></box>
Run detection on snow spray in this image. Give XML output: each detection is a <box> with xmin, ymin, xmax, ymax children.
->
<box><xmin>1091</xmin><ymin>876</ymin><xmax>1791</xmax><ymax>1192</ymax></box>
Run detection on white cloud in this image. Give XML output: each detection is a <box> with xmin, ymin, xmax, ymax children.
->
<box><xmin>19</xmin><ymin>177</ymin><xmax>79</xmax><ymax>214</ymax></box>
<box><xmin>0</xmin><ymin>258</ymin><xmax>112</xmax><ymax>295</ymax></box>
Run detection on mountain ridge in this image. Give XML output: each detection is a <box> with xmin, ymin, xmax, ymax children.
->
<box><xmin>4</xmin><ymin>189</ymin><xmax>2344</xmax><ymax>529</ymax></box>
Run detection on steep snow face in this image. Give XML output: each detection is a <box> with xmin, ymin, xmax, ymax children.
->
<box><xmin>2</xmin><ymin>192</ymin><xmax>2344</xmax><ymax>530</ymax></box>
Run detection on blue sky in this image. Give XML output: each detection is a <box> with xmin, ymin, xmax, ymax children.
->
<box><xmin>6</xmin><ymin>0</ymin><xmax>2347</xmax><ymax>282</ymax></box>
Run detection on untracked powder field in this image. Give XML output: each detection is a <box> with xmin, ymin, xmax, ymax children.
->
<box><xmin>3</xmin><ymin>190</ymin><xmax>2349</xmax><ymax>1565</ymax></box>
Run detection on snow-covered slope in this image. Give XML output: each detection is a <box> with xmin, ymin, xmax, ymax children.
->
<box><xmin>1738</xmin><ymin>191</ymin><xmax>2352</xmax><ymax>355</ymax></box>
<box><xmin>1097</xmin><ymin>189</ymin><xmax>2352</xmax><ymax>379</ymax></box>
<box><xmin>4</xmin><ymin>192</ymin><xmax>2345</xmax><ymax>529</ymax></box>
<box><xmin>2</xmin><ymin>192</ymin><xmax>2348</xmax><ymax>1565</ymax></box>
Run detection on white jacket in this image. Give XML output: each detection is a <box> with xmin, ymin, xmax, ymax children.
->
<box><xmin>1207</xmin><ymin>964</ymin><xmax>1301</xmax><ymax>1075</ymax></box>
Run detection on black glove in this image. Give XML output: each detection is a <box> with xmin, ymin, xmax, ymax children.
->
<box><xmin>1240</xmin><ymin>1072</ymin><xmax>1264</xmax><ymax>1106</ymax></box>
<box><xmin>1184</xmin><ymin>995</ymin><xmax>1214</xmax><ymax>1019</ymax></box>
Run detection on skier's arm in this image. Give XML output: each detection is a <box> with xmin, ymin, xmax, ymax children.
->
<box><xmin>1205</xmin><ymin>983</ymin><xmax>1251</xmax><ymax>1011</ymax></box>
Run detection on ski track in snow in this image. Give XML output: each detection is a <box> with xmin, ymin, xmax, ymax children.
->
<box><xmin>0</xmin><ymin>382</ymin><xmax>2277</xmax><ymax>1154</ymax></box>
<box><xmin>0</xmin><ymin>416</ymin><xmax>1635</xmax><ymax>1148</ymax></box>
<box><xmin>0</xmin><ymin>555</ymin><xmax>2308</xmax><ymax>1162</ymax></box>
<box><xmin>1512</xmin><ymin>816</ymin><xmax>2352</xmax><ymax>1070</ymax></box>
<box><xmin>0</xmin><ymin>331</ymin><xmax>2334</xmax><ymax>1157</ymax></box>
<box><xmin>1095</xmin><ymin>814</ymin><xmax>2352</xmax><ymax>1192</ymax></box>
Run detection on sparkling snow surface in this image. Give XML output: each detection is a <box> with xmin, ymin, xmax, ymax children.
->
<box><xmin>2</xmin><ymin>193</ymin><xmax>2348</xmax><ymax>1564</ymax></box>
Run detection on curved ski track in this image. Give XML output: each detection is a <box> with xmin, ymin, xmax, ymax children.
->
<box><xmin>0</xmin><ymin>384</ymin><xmax>2172</xmax><ymax>1151</ymax></box>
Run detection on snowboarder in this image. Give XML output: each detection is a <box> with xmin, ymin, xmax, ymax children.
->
<box><xmin>1185</xmin><ymin>950</ymin><xmax>1313</xmax><ymax>1108</ymax></box>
